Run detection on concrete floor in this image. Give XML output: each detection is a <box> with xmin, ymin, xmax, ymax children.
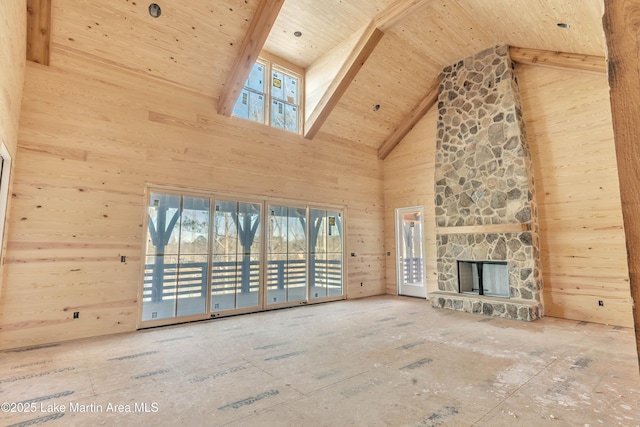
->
<box><xmin>1</xmin><ymin>295</ymin><xmax>639</xmax><ymax>426</ymax></box>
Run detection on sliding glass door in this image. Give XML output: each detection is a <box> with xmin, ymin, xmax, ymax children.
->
<box><xmin>141</xmin><ymin>189</ymin><xmax>345</xmax><ymax>325</ymax></box>
<box><xmin>142</xmin><ymin>193</ymin><xmax>210</xmax><ymax>321</ymax></box>
<box><xmin>310</xmin><ymin>209</ymin><xmax>343</xmax><ymax>300</ymax></box>
<box><xmin>211</xmin><ymin>200</ymin><xmax>262</xmax><ymax>311</ymax></box>
<box><xmin>267</xmin><ymin>205</ymin><xmax>307</xmax><ymax>305</ymax></box>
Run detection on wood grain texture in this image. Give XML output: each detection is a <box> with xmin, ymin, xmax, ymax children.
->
<box><xmin>518</xmin><ymin>63</ymin><xmax>633</xmax><ymax>327</ymax></box>
<box><xmin>26</xmin><ymin>0</ymin><xmax>50</xmax><ymax>65</ymax></box>
<box><xmin>305</xmin><ymin>27</ymin><xmax>367</xmax><ymax>122</ymax></box>
<box><xmin>265</xmin><ymin>0</ymin><xmax>394</xmax><ymax>69</ymax></box>
<box><xmin>0</xmin><ymin>46</ymin><xmax>385</xmax><ymax>350</ymax></box>
<box><xmin>304</xmin><ymin>22</ymin><xmax>384</xmax><ymax>139</ymax></box>
<box><xmin>0</xmin><ymin>0</ymin><xmax>27</xmax><ymax>299</ymax></box>
<box><xmin>377</xmin><ymin>79</ymin><xmax>438</xmax><ymax>159</ymax></box>
<box><xmin>374</xmin><ymin>0</ymin><xmax>431</xmax><ymax>31</ymax></box>
<box><xmin>217</xmin><ymin>0</ymin><xmax>284</xmax><ymax>116</ymax></box>
<box><xmin>383</xmin><ymin>106</ymin><xmax>438</xmax><ymax>296</ymax></box>
<box><xmin>510</xmin><ymin>46</ymin><xmax>606</xmax><ymax>74</ymax></box>
<box><xmin>436</xmin><ymin>223</ymin><xmax>529</xmax><ymax>235</ymax></box>
<box><xmin>0</xmin><ymin>0</ymin><xmax>26</xmax><ymax>158</ymax></box>
<box><xmin>603</xmin><ymin>0</ymin><xmax>640</xmax><ymax>367</ymax></box>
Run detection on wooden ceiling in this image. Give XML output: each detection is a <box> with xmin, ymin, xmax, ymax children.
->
<box><xmin>33</xmin><ymin>0</ymin><xmax>607</xmax><ymax>156</ymax></box>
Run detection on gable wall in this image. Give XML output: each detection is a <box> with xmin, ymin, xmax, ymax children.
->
<box><xmin>0</xmin><ymin>46</ymin><xmax>386</xmax><ymax>350</ymax></box>
<box><xmin>384</xmin><ymin>63</ymin><xmax>633</xmax><ymax>327</ymax></box>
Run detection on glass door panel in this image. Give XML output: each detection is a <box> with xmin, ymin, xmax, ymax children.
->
<box><xmin>287</xmin><ymin>207</ymin><xmax>307</xmax><ymax>302</ymax></box>
<box><xmin>310</xmin><ymin>209</ymin><xmax>343</xmax><ymax>299</ymax></box>
<box><xmin>212</xmin><ymin>200</ymin><xmax>239</xmax><ymax>311</ymax></box>
<box><xmin>267</xmin><ymin>206</ymin><xmax>288</xmax><ymax>304</ymax></box>
<box><xmin>211</xmin><ymin>200</ymin><xmax>262</xmax><ymax>311</ymax></box>
<box><xmin>396</xmin><ymin>207</ymin><xmax>427</xmax><ymax>298</ymax></box>
<box><xmin>326</xmin><ymin>211</ymin><xmax>343</xmax><ymax>297</ymax></box>
<box><xmin>142</xmin><ymin>193</ymin><xmax>181</xmax><ymax>321</ymax></box>
<box><xmin>267</xmin><ymin>206</ymin><xmax>307</xmax><ymax>304</ymax></box>
<box><xmin>310</xmin><ymin>209</ymin><xmax>327</xmax><ymax>299</ymax></box>
<box><xmin>176</xmin><ymin>197</ymin><xmax>209</xmax><ymax>317</ymax></box>
<box><xmin>237</xmin><ymin>202</ymin><xmax>261</xmax><ymax>308</ymax></box>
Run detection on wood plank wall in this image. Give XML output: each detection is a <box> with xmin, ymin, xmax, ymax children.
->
<box><xmin>0</xmin><ymin>0</ymin><xmax>27</xmax><ymax>297</ymax></box>
<box><xmin>383</xmin><ymin>107</ymin><xmax>438</xmax><ymax>296</ymax></box>
<box><xmin>518</xmin><ymin>64</ymin><xmax>633</xmax><ymax>327</ymax></box>
<box><xmin>383</xmin><ymin>64</ymin><xmax>633</xmax><ymax>327</ymax></box>
<box><xmin>0</xmin><ymin>47</ymin><xmax>386</xmax><ymax>350</ymax></box>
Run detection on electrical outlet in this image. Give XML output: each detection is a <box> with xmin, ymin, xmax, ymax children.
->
<box><xmin>73</xmin><ymin>312</ymin><xmax>79</xmax><ymax>319</ymax></box>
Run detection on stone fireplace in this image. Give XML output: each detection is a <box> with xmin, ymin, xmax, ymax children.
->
<box><xmin>430</xmin><ymin>45</ymin><xmax>543</xmax><ymax>321</ymax></box>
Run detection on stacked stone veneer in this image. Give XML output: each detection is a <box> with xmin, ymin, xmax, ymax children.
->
<box><xmin>431</xmin><ymin>45</ymin><xmax>543</xmax><ymax>321</ymax></box>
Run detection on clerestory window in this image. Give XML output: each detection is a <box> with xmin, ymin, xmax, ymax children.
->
<box><xmin>232</xmin><ymin>58</ymin><xmax>302</xmax><ymax>134</ymax></box>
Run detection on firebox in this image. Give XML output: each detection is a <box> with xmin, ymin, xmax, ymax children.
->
<box><xmin>458</xmin><ymin>261</ymin><xmax>509</xmax><ymax>298</ymax></box>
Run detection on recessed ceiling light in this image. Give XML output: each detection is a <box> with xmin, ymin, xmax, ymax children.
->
<box><xmin>149</xmin><ymin>3</ymin><xmax>161</xmax><ymax>18</ymax></box>
<box><xmin>373</xmin><ymin>104</ymin><xmax>381</xmax><ymax>112</ymax></box>
<box><xmin>293</xmin><ymin>31</ymin><xmax>302</xmax><ymax>37</ymax></box>
<box><xmin>557</xmin><ymin>22</ymin><xmax>570</xmax><ymax>29</ymax></box>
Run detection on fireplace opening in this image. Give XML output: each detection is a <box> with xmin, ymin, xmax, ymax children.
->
<box><xmin>458</xmin><ymin>261</ymin><xmax>509</xmax><ymax>298</ymax></box>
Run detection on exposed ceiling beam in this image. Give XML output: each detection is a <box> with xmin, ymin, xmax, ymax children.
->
<box><xmin>509</xmin><ymin>46</ymin><xmax>606</xmax><ymax>74</ymax></box>
<box><xmin>603</xmin><ymin>0</ymin><xmax>640</xmax><ymax>371</ymax></box>
<box><xmin>304</xmin><ymin>22</ymin><xmax>383</xmax><ymax>139</ymax></box>
<box><xmin>217</xmin><ymin>0</ymin><xmax>284</xmax><ymax>117</ymax></box>
<box><xmin>26</xmin><ymin>0</ymin><xmax>52</xmax><ymax>65</ymax></box>
<box><xmin>377</xmin><ymin>79</ymin><xmax>439</xmax><ymax>160</ymax></box>
<box><xmin>379</xmin><ymin>46</ymin><xmax>607</xmax><ymax>159</ymax></box>
<box><xmin>374</xmin><ymin>0</ymin><xmax>431</xmax><ymax>32</ymax></box>
<box><xmin>303</xmin><ymin>0</ymin><xmax>432</xmax><ymax>140</ymax></box>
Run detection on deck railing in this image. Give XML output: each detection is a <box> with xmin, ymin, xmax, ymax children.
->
<box><xmin>143</xmin><ymin>258</ymin><xmax>342</xmax><ymax>301</ymax></box>
<box><xmin>403</xmin><ymin>257</ymin><xmax>423</xmax><ymax>284</ymax></box>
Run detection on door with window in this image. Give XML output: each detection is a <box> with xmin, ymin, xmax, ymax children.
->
<box><xmin>395</xmin><ymin>207</ymin><xmax>427</xmax><ymax>298</ymax></box>
<box><xmin>267</xmin><ymin>205</ymin><xmax>307</xmax><ymax>305</ymax></box>
<box><xmin>211</xmin><ymin>200</ymin><xmax>262</xmax><ymax>312</ymax></box>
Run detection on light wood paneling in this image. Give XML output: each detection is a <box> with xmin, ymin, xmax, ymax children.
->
<box><xmin>0</xmin><ymin>0</ymin><xmax>27</xmax><ymax>298</ymax></box>
<box><xmin>377</xmin><ymin>79</ymin><xmax>438</xmax><ymax>159</ymax></box>
<box><xmin>284</xmin><ymin>0</ymin><xmax>607</xmax><ymax>151</ymax></box>
<box><xmin>374</xmin><ymin>0</ymin><xmax>431</xmax><ymax>32</ymax></box>
<box><xmin>51</xmin><ymin>0</ymin><xmax>256</xmax><ymax>100</ymax></box>
<box><xmin>217</xmin><ymin>0</ymin><xmax>285</xmax><ymax>116</ymax></box>
<box><xmin>265</xmin><ymin>0</ymin><xmax>394</xmax><ymax>69</ymax></box>
<box><xmin>518</xmin><ymin>63</ymin><xmax>633</xmax><ymax>327</ymax></box>
<box><xmin>0</xmin><ymin>44</ymin><xmax>385</xmax><ymax>349</ymax></box>
<box><xmin>305</xmin><ymin>27</ymin><xmax>367</xmax><ymax>122</ymax></box>
<box><xmin>0</xmin><ymin>0</ymin><xmax>26</xmax><ymax>163</ymax></box>
<box><xmin>304</xmin><ymin>22</ymin><xmax>383</xmax><ymax>139</ymax></box>
<box><xmin>383</xmin><ymin>106</ymin><xmax>438</xmax><ymax>296</ymax></box>
<box><xmin>510</xmin><ymin>47</ymin><xmax>606</xmax><ymax>74</ymax></box>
